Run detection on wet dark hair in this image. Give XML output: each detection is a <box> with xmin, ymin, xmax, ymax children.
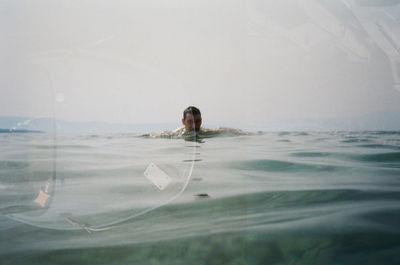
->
<box><xmin>183</xmin><ymin>106</ymin><xmax>201</xmax><ymax>120</ymax></box>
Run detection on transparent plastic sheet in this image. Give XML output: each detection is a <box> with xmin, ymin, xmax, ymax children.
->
<box><xmin>4</xmin><ymin>49</ymin><xmax>197</xmax><ymax>232</ymax></box>
<box><xmin>7</xmin><ymin>136</ymin><xmax>197</xmax><ymax>232</ymax></box>
<box><xmin>0</xmin><ymin>119</ymin><xmax>57</xmax><ymax>220</ymax></box>
<box><xmin>246</xmin><ymin>0</ymin><xmax>400</xmax><ymax>91</ymax></box>
<box><xmin>3</xmin><ymin>0</ymin><xmax>400</xmax><ymax>233</ymax></box>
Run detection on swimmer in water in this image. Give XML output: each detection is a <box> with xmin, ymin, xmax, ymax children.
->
<box><xmin>171</xmin><ymin>106</ymin><xmax>202</xmax><ymax>138</ymax></box>
<box><xmin>145</xmin><ymin>106</ymin><xmax>251</xmax><ymax>138</ymax></box>
<box><xmin>179</xmin><ymin>106</ymin><xmax>202</xmax><ymax>134</ymax></box>
<box><xmin>174</xmin><ymin>106</ymin><xmax>251</xmax><ymax>137</ymax></box>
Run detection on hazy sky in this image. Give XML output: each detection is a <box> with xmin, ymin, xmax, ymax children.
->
<box><xmin>1</xmin><ymin>0</ymin><xmax>400</xmax><ymax>127</ymax></box>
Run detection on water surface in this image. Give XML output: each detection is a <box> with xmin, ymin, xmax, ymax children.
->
<box><xmin>1</xmin><ymin>131</ymin><xmax>400</xmax><ymax>264</ymax></box>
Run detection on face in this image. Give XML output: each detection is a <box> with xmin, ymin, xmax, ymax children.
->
<box><xmin>182</xmin><ymin>113</ymin><xmax>202</xmax><ymax>132</ymax></box>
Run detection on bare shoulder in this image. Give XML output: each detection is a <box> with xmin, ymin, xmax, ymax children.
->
<box><xmin>216</xmin><ymin>127</ymin><xmax>254</xmax><ymax>135</ymax></box>
<box><xmin>173</xmin><ymin>127</ymin><xmax>185</xmax><ymax>133</ymax></box>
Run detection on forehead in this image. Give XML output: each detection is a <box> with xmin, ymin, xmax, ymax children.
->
<box><xmin>184</xmin><ymin>113</ymin><xmax>201</xmax><ymax>120</ymax></box>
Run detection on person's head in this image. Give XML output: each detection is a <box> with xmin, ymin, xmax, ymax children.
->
<box><xmin>182</xmin><ymin>106</ymin><xmax>202</xmax><ymax>132</ymax></box>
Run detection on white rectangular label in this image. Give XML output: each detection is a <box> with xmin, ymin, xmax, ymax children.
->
<box><xmin>144</xmin><ymin>162</ymin><xmax>171</xmax><ymax>190</ymax></box>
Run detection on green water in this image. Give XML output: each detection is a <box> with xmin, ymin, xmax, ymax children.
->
<box><xmin>1</xmin><ymin>131</ymin><xmax>400</xmax><ymax>264</ymax></box>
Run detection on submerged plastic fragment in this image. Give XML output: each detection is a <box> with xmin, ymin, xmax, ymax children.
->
<box><xmin>4</xmin><ymin>49</ymin><xmax>197</xmax><ymax>231</ymax></box>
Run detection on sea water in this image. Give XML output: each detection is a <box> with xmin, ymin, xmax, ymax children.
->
<box><xmin>1</xmin><ymin>131</ymin><xmax>400</xmax><ymax>264</ymax></box>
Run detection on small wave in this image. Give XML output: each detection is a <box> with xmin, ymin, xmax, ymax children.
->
<box><xmin>28</xmin><ymin>144</ymin><xmax>55</xmax><ymax>150</ymax></box>
<box><xmin>0</xmin><ymin>161</ymin><xmax>30</xmax><ymax>169</ymax></box>
<box><xmin>232</xmin><ymin>159</ymin><xmax>338</xmax><ymax>172</ymax></box>
<box><xmin>357</xmin><ymin>144</ymin><xmax>400</xmax><ymax>150</ymax></box>
<box><xmin>56</xmin><ymin>144</ymin><xmax>93</xmax><ymax>150</ymax></box>
<box><xmin>141</xmin><ymin>127</ymin><xmax>253</xmax><ymax>139</ymax></box>
<box><xmin>357</xmin><ymin>152</ymin><xmax>400</xmax><ymax>163</ymax></box>
<box><xmin>293</xmin><ymin>132</ymin><xmax>309</xmax><ymax>136</ymax></box>
<box><xmin>341</xmin><ymin>138</ymin><xmax>372</xmax><ymax>143</ymax></box>
<box><xmin>29</xmin><ymin>144</ymin><xmax>92</xmax><ymax>150</ymax></box>
<box><xmin>369</xmin><ymin>131</ymin><xmax>400</xmax><ymax>136</ymax></box>
<box><xmin>291</xmin><ymin>152</ymin><xmax>331</xmax><ymax>158</ymax></box>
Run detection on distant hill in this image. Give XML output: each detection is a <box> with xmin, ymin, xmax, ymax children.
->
<box><xmin>1</xmin><ymin>111</ymin><xmax>399</xmax><ymax>133</ymax></box>
<box><xmin>0</xmin><ymin>116</ymin><xmax>55</xmax><ymax>132</ymax></box>
<box><xmin>0</xmin><ymin>116</ymin><xmax>177</xmax><ymax>134</ymax></box>
<box><xmin>0</xmin><ymin>128</ymin><xmax>43</xmax><ymax>133</ymax></box>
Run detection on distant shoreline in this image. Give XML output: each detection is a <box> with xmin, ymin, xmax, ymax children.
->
<box><xmin>1</xmin><ymin>111</ymin><xmax>400</xmax><ymax>132</ymax></box>
<box><xmin>0</xmin><ymin>129</ymin><xmax>43</xmax><ymax>133</ymax></box>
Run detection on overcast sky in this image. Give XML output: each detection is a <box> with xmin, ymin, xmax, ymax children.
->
<box><xmin>1</xmin><ymin>0</ymin><xmax>400</xmax><ymax>128</ymax></box>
